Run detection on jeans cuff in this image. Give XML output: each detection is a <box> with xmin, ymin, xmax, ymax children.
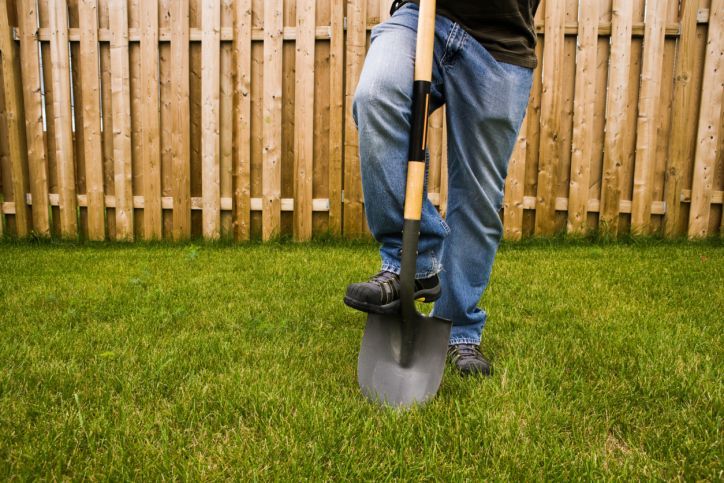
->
<box><xmin>380</xmin><ymin>259</ymin><xmax>442</xmax><ymax>279</ymax></box>
<box><xmin>449</xmin><ymin>337</ymin><xmax>481</xmax><ymax>346</ymax></box>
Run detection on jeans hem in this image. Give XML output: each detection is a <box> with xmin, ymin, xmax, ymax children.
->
<box><xmin>449</xmin><ymin>337</ymin><xmax>481</xmax><ymax>346</ymax></box>
<box><xmin>380</xmin><ymin>261</ymin><xmax>442</xmax><ymax>280</ymax></box>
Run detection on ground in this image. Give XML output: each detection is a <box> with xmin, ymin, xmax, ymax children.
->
<box><xmin>0</xmin><ymin>238</ymin><xmax>721</xmax><ymax>479</ymax></box>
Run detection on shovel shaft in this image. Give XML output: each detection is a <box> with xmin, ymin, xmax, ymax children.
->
<box><xmin>399</xmin><ymin>0</ymin><xmax>436</xmax><ymax>367</ymax></box>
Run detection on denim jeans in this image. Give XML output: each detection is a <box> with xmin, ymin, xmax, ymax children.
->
<box><xmin>352</xmin><ymin>3</ymin><xmax>533</xmax><ymax>345</ymax></box>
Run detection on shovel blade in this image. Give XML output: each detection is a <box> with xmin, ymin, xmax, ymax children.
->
<box><xmin>357</xmin><ymin>312</ymin><xmax>452</xmax><ymax>408</ymax></box>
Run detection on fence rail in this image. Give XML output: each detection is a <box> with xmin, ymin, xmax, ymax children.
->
<box><xmin>0</xmin><ymin>0</ymin><xmax>722</xmax><ymax>241</ymax></box>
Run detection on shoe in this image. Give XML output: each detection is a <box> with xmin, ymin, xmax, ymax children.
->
<box><xmin>344</xmin><ymin>270</ymin><xmax>441</xmax><ymax>315</ymax></box>
<box><xmin>447</xmin><ymin>344</ymin><xmax>493</xmax><ymax>376</ymax></box>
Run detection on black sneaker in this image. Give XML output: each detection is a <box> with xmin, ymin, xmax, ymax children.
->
<box><xmin>447</xmin><ymin>344</ymin><xmax>493</xmax><ymax>376</ymax></box>
<box><xmin>344</xmin><ymin>270</ymin><xmax>441</xmax><ymax>315</ymax></box>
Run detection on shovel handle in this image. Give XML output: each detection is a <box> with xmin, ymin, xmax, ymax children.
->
<box><xmin>399</xmin><ymin>0</ymin><xmax>436</xmax><ymax>367</ymax></box>
<box><xmin>403</xmin><ymin>0</ymin><xmax>436</xmax><ymax>221</ymax></box>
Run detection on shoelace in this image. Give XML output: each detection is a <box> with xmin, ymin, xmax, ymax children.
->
<box><xmin>448</xmin><ymin>344</ymin><xmax>481</xmax><ymax>364</ymax></box>
<box><xmin>370</xmin><ymin>271</ymin><xmax>400</xmax><ymax>304</ymax></box>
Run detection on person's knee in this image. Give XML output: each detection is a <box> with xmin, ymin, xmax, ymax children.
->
<box><xmin>353</xmin><ymin>70</ymin><xmax>409</xmax><ymax>130</ymax></box>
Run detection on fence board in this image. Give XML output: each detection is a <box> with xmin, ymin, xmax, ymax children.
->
<box><xmin>535</xmin><ymin>0</ymin><xmax>566</xmax><ymax>235</ymax></box>
<box><xmin>170</xmin><ymin>0</ymin><xmax>190</xmax><ymax>240</ymax></box>
<box><xmin>664</xmin><ymin>0</ymin><xmax>699</xmax><ymax>237</ymax></box>
<box><xmin>599</xmin><ymin>0</ymin><xmax>632</xmax><ymax>236</ymax></box>
<box><xmin>79</xmin><ymin>0</ymin><xmax>105</xmax><ymax>240</ymax></box>
<box><xmin>688</xmin><ymin>0</ymin><xmax>723</xmax><ymax>238</ymax></box>
<box><xmin>48</xmin><ymin>0</ymin><xmax>78</xmax><ymax>237</ymax></box>
<box><xmin>139</xmin><ymin>0</ymin><xmax>161</xmax><ymax>239</ymax></box>
<box><xmin>18</xmin><ymin>0</ymin><xmax>51</xmax><ymax>236</ymax></box>
<box><xmin>344</xmin><ymin>0</ymin><xmax>366</xmax><ymax>236</ymax></box>
<box><xmin>328</xmin><ymin>0</ymin><xmax>343</xmax><ymax>235</ymax></box>
<box><xmin>109</xmin><ymin>0</ymin><xmax>133</xmax><ymax>239</ymax></box>
<box><xmin>262</xmin><ymin>0</ymin><xmax>282</xmax><ymax>240</ymax></box>
<box><xmin>567</xmin><ymin>0</ymin><xmax>598</xmax><ymax>235</ymax></box>
<box><xmin>293</xmin><ymin>0</ymin><xmax>315</xmax><ymax>241</ymax></box>
<box><xmin>201</xmin><ymin>0</ymin><xmax>220</xmax><ymax>239</ymax></box>
<box><xmin>232</xmin><ymin>0</ymin><xmax>251</xmax><ymax>240</ymax></box>
<box><xmin>1</xmin><ymin>0</ymin><xmax>30</xmax><ymax>236</ymax></box>
<box><xmin>98</xmin><ymin>0</ymin><xmax>114</xmax><ymax>239</ymax></box>
<box><xmin>631</xmin><ymin>0</ymin><xmax>667</xmax><ymax>234</ymax></box>
<box><xmin>504</xmin><ymin>111</ymin><xmax>529</xmax><ymax>240</ymax></box>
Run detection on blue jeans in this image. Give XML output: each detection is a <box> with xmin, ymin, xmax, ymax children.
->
<box><xmin>352</xmin><ymin>3</ymin><xmax>533</xmax><ymax>345</ymax></box>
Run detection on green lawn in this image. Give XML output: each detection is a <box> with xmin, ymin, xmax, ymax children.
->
<box><xmin>0</xmin><ymin>238</ymin><xmax>721</xmax><ymax>479</ymax></box>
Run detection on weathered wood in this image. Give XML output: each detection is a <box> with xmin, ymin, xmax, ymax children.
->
<box><xmin>18</xmin><ymin>0</ymin><xmax>50</xmax><ymax>236</ymax></box>
<box><xmin>0</xmin><ymin>0</ymin><xmax>30</xmax><ymax>237</ymax></box>
<box><xmin>139</xmin><ymin>0</ymin><xmax>161</xmax><ymax>239</ymax></box>
<box><xmin>688</xmin><ymin>0</ymin><xmax>724</xmax><ymax>238</ymax></box>
<box><xmin>232</xmin><ymin>0</ymin><xmax>251</xmax><ymax>240</ymax></box>
<box><xmin>567</xmin><ymin>0</ymin><xmax>598</xmax><ymax>235</ymax></box>
<box><xmin>293</xmin><ymin>0</ymin><xmax>315</xmax><ymax>241</ymax></box>
<box><xmin>344</xmin><ymin>0</ymin><xmax>367</xmax><ymax>236</ymax></box>
<box><xmin>535</xmin><ymin>0</ymin><xmax>565</xmax><ymax>235</ymax></box>
<box><xmin>79</xmin><ymin>0</ymin><xmax>105</xmax><ymax>240</ymax></box>
<box><xmin>48</xmin><ymin>0</ymin><xmax>78</xmax><ymax>237</ymax></box>
<box><xmin>631</xmin><ymin>0</ymin><xmax>667</xmax><ymax>235</ymax></box>
<box><xmin>504</xmin><ymin>112</ymin><xmax>529</xmax><ymax>241</ymax></box>
<box><xmin>328</xmin><ymin>0</ymin><xmax>343</xmax><ymax>236</ymax></box>
<box><xmin>600</xmin><ymin>0</ymin><xmax>633</xmax><ymax>236</ymax></box>
<box><xmin>109</xmin><ymin>0</ymin><xmax>133</xmax><ymax>240</ymax></box>
<box><xmin>170</xmin><ymin>0</ymin><xmax>190</xmax><ymax>240</ymax></box>
<box><xmin>201</xmin><ymin>0</ymin><xmax>220</xmax><ymax>239</ymax></box>
<box><xmin>261</xmin><ymin>0</ymin><xmax>282</xmax><ymax>240</ymax></box>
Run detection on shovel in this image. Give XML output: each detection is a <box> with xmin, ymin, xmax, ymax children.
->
<box><xmin>357</xmin><ymin>0</ymin><xmax>451</xmax><ymax>408</ymax></box>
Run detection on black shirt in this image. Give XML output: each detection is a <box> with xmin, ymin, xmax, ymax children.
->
<box><xmin>407</xmin><ymin>0</ymin><xmax>541</xmax><ymax>69</ymax></box>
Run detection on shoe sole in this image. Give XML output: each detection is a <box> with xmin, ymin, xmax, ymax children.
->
<box><xmin>344</xmin><ymin>285</ymin><xmax>441</xmax><ymax>315</ymax></box>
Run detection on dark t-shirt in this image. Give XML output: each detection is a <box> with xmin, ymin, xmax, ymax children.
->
<box><xmin>407</xmin><ymin>0</ymin><xmax>541</xmax><ymax>69</ymax></box>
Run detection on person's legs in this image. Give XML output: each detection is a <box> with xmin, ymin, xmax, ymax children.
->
<box><xmin>431</xmin><ymin>29</ymin><xmax>533</xmax><ymax>346</ymax></box>
<box><xmin>352</xmin><ymin>3</ymin><xmax>451</xmax><ymax>279</ymax></box>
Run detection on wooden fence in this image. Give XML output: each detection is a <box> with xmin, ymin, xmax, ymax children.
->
<box><xmin>0</xmin><ymin>0</ymin><xmax>722</xmax><ymax>241</ymax></box>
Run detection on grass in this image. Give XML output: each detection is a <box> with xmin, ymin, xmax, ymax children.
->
<box><xmin>0</xmin><ymin>238</ymin><xmax>721</xmax><ymax>479</ymax></box>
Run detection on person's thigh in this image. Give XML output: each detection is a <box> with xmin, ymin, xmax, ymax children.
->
<box><xmin>434</xmin><ymin>33</ymin><xmax>533</xmax><ymax>340</ymax></box>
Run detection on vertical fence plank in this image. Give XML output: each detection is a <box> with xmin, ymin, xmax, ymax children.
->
<box><xmin>18</xmin><ymin>0</ymin><xmax>50</xmax><ymax>236</ymax></box>
<box><xmin>379</xmin><ymin>0</ymin><xmax>389</xmax><ymax>22</ymax></box>
<box><xmin>600</xmin><ymin>0</ymin><xmax>633</xmax><ymax>236</ymax></box>
<box><xmin>139</xmin><ymin>0</ymin><xmax>161</xmax><ymax>239</ymax></box>
<box><xmin>98</xmin><ymin>0</ymin><xmax>114</xmax><ymax>239</ymax></box>
<box><xmin>534</xmin><ymin>0</ymin><xmax>565</xmax><ymax>235</ymax></box>
<box><xmin>344</xmin><ymin>0</ymin><xmax>366</xmax><ymax>236</ymax></box>
<box><xmin>0</xmin><ymin>0</ymin><xmax>30</xmax><ymax>236</ymax></box>
<box><xmin>328</xmin><ymin>0</ymin><xmax>343</xmax><ymax>236</ymax></box>
<box><xmin>109</xmin><ymin>0</ymin><xmax>133</xmax><ymax>239</ymax></box>
<box><xmin>48</xmin><ymin>0</ymin><xmax>78</xmax><ymax>237</ymax></box>
<box><xmin>630</xmin><ymin>0</ymin><xmax>667</xmax><ymax>234</ymax></box>
<box><xmin>567</xmin><ymin>0</ymin><xmax>598</xmax><ymax>235</ymax></box>
<box><xmin>664</xmin><ymin>0</ymin><xmax>699</xmax><ymax>237</ymax></box>
<box><xmin>262</xmin><ymin>0</ymin><xmax>282</xmax><ymax>240</ymax></box>
<box><xmin>688</xmin><ymin>0</ymin><xmax>724</xmax><ymax>238</ymax></box>
<box><xmin>503</xmin><ymin>112</ymin><xmax>528</xmax><ymax>240</ymax></box>
<box><xmin>293</xmin><ymin>0</ymin><xmax>315</xmax><ymax>241</ymax></box>
<box><xmin>79</xmin><ymin>0</ymin><xmax>105</xmax><ymax>240</ymax></box>
<box><xmin>232</xmin><ymin>0</ymin><xmax>251</xmax><ymax>240</ymax></box>
<box><xmin>201</xmin><ymin>0</ymin><xmax>220</xmax><ymax>239</ymax></box>
<box><xmin>170</xmin><ymin>0</ymin><xmax>190</xmax><ymax>240</ymax></box>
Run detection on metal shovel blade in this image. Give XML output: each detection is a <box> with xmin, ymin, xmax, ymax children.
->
<box><xmin>358</xmin><ymin>311</ymin><xmax>452</xmax><ymax>408</ymax></box>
